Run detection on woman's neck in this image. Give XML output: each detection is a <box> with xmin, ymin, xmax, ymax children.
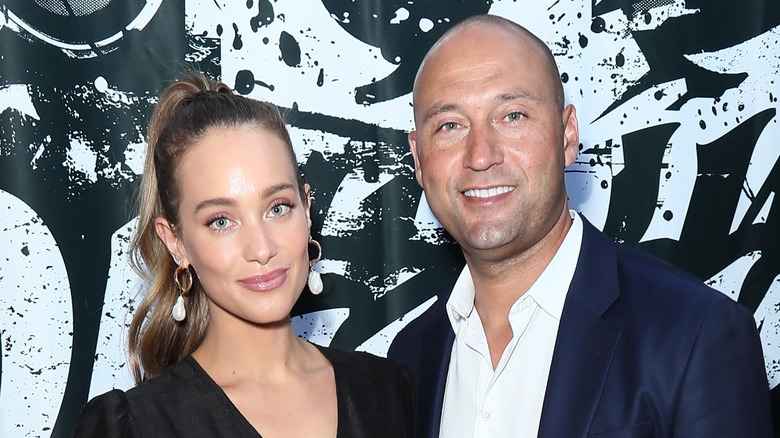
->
<box><xmin>191</xmin><ymin>314</ymin><xmax>317</xmax><ymax>384</ymax></box>
<box><xmin>190</xmin><ymin>312</ymin><xmax>337</xmax><ymax>437</ymax></box>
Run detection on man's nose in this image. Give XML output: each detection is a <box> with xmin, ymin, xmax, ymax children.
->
<box><xmin>463</xmin><ymin>121</ymin><xmax>503</xmax><ymax>171</ymax></box>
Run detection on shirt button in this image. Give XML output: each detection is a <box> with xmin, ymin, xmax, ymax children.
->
<box><xmin>480</xmin><ymin>410</ymin><xmax>492</xmax><ymax>422</ymax></box>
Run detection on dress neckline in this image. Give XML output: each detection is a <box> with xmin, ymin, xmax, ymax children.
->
<box><xmin>183</xmin><ymin>343</ymin><xmax>340</xmax><ymax>437</ymax></box>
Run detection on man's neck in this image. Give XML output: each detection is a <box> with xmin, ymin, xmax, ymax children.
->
<box><xmin>466</xmin><ymin>209</ymin><xmax>574</xmax><ymax>367</ymax></box>
<box><xmin>468</xmin><ymin>210</ymin><xmax>573</xmax><ymax>307</ymax></box>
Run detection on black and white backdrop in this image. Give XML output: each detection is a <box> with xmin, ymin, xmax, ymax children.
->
<box><xmin>0</xmin><ymin>1</ymin><xmax>778</xmax><ymax>436</ymax></box>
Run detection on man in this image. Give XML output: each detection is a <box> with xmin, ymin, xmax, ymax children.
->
<box><xmin>388</xmin><ymin>14</ymin><xmax>772</xmax><ymax>437</ymax></box>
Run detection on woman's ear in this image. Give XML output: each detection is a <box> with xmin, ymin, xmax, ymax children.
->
<box><xmin>304</xmin><ymin>183</ymin><xmax>312</xmax><ymax>229</ymax></box>
<box><xmin>155</xmin><ymin>217</ymin><xmax>189</xmax><ymax>265</ymax></box>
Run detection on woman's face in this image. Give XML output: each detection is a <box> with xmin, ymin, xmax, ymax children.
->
<box><xmin>157</xmin><ymin>126</ymin><xmax>310</xmax><ymax>327</ymax></box>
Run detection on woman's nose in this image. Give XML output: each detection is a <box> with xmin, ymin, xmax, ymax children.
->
<box><xmin>243</xmin><ymin>221</ymin><xmax>277</xmax><ymax>265</ymax></box>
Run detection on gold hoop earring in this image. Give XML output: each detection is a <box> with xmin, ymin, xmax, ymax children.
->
<box><xmin>172</xmin><ymin>264</ymin><xmax>193</xmax><ymax>322</ymax></box>
<box><xmin>308</xmin><ymin>237</ymin><xmax>323</xmax><ymax>295</ymax></box>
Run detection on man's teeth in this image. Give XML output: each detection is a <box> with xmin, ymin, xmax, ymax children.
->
<box><xmin>463</xmin><ymin>186</ymin><xmax>515</xmax><ymax>198</ymax></box>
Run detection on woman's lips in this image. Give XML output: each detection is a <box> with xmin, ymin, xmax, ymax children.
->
<box><xmin>238</xmin><ymin>268</ymin><xmax>288</xmax><ymax>292</ymax></box>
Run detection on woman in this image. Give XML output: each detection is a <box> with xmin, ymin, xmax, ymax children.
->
<box><xmin>74</xmin><ymin>73</ymin><xmax>414</xmax><ymax>437</ymax></box>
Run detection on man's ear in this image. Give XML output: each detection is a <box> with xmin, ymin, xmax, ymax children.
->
<box><xmin>561</xmin><ymin>104</ymin><xmax>580</xmax><ymax>168</ymax></box>
<box><xmin>155</xmin><ymin>217</ymin><xmax>188</xmax><ymax>265</ymax></box>
<box><xmin>409</xmin><ymin>131</ymin><xmax>424</xmax><ymax>187</ymax></box>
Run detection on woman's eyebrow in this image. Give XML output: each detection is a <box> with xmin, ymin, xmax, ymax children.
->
<box><xmin>194</xmin><ymin>197</ymin><xmax>236</xmax><ymax>213</ymax></box>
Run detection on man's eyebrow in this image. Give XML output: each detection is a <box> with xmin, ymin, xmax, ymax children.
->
<box><xmin>420</xmin><ymin>91</ymin><xmax>542</xmax><ymax>125</ymax></box>
<box><xmin>421</xmin><ymin>104</ymin><xmax>458</xmax><ymax>125</ymax></box>
<box><xmin>494</xmin><ymin>90</ymin><xmax>541</xmax><ymax>104</ymax></box>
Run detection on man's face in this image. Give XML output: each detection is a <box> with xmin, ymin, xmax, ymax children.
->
<box><xmin>410</xmin><ymin>25</ymin><xmax>579</xmax><ymax>262</ymax></box>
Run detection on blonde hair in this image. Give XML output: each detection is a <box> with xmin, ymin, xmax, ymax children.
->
<box><xmin>128</xmin><ymin>72</ymin><xmax>303</xmax><ymax>383</ymax></box>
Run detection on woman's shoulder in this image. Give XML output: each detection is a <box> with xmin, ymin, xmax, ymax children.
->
<box><xmin>73</xmin><ymin>389</ymin><xmax>137</xmax><ymax>437</ymax></box>
<box><xmin>73</xmin><ymin>357</ymin><xmax>203</xmax><ymax>437</ymax></box>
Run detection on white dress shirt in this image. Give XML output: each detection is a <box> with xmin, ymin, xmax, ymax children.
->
<box><xmin>439</xmin><ymin>212</ymin><xmax>583</xmax><ymax>437</ymax></box>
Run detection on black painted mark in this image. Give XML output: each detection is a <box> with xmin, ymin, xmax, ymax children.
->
<box><xmin>279</xmin><ymin>31</ymin><xmax>301</xmax><ymax>67</ymax></box>
<box><xmin>592</xmin><ymin>16</ymin><xmax>606</xmax><ymax>33</ymax></box>
<box><xmin>250</xmin><ymin>0</ymin><xmax>274</xmax><ymax>32</ymax></box>
<box><xmin>603</xmin><ymin>123</ymin><xmax>679</xmax><ymax>242</ymax></box>
<box><xmin>232</xmin><ymin>23</ymin><xmax>243</xmax><ymax>50</ymax></box>
<box><xmin>234</xmin><ymin>69</ymin><xmax>274</xmax><ymax>94</ymax></box>
<box><xmin>579</xmin><ymin>33</ymin><xmax>588</xmax><ymax>48</ymax></box>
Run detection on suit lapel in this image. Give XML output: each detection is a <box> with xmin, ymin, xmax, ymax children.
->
<box><xmin>538</xmin><ymin>218</ymin><xmax>622</xmax><ymax>437</ymax></box>
<box><xmin>416</xmin><ymin>306</ymin><xmax>454</xmax><ymax>438</ymax></box>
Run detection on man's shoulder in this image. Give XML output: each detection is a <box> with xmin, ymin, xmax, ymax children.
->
<box><xmin>560</xmin><ymin>223</ymin><xmax>770</xmax><ymax>437</ymax></box>
<box><xmin>388</xmin><ymin>295</ymin><xmax>451</xmax><ymax>362</ymax></box>
<box><xmin>613</xmin><ymin>239</ymin><xmax>728</xmax><ymax>308</ymax></box>
<box><xmin>580</xmin><ymin>224</ymin><xmax>748</xmax><ymax>332</ymax></box>
<box><xmin>580</xmin><ymin>218</ymin><xmax>727</xmax><ymax>307</ymax></box>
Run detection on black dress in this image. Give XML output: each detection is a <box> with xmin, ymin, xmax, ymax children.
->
<box><xmin>73</xmin><ymin>345</ymin><xmax>414</xmax><ymax>437</ymax></box>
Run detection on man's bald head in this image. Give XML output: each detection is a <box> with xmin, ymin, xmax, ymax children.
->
<box><xmin>413</xmin><ymin>15</ymin><xmax>565</xmax><ymax>119</ymax></box>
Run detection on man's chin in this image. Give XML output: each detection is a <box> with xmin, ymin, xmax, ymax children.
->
<box><xmin>459</xmin><ymin>225</ymin><xmax>517</xmax><ymax>252</ymax></box>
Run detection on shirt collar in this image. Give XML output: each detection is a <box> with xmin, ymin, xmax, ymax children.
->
<box><xmin>446</xmin><ymin>266</ymin><xmax>476</xmax><ymax>328</ymax></box>
<box><xmin>523</xmin><ymin>211</ymin><xmax>582</xmax><ymax>320</ymax></box>
<box><xmin>446</xmin><ymin>211</ymin><xmax>584</xmax><ymax>330</ymax></box>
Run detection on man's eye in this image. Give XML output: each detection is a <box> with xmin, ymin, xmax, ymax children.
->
<box><xmin>440</xmin><ymin>122</ymin><xmax>459</xmax><ymax>131</ymax></box>
<box><xmin>505</xmin><ymin>112</ymin><xmax>523</xmax><ymax>122</ymax></box>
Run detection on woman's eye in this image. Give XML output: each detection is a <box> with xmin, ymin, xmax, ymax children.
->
<box><xmin>209</xmin><ymin>217</ymin><xmax>231</xmax><ymax>230</ymax></box>
<box><xmin>269</xmin><ymin>204</ymin><xmax>290</xmax><ymax>217</ymax></box>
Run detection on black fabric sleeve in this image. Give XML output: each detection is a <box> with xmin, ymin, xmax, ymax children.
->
<box><xmin>72</xmin><ymin>389</ymin><xmax>139</xmax><ymax>438</ymax></box>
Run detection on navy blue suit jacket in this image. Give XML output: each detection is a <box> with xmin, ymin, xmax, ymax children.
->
<box><xmin>388</xmin><ymin>218</ymin><xmax>772</xmax><ymax>437</ymax></box>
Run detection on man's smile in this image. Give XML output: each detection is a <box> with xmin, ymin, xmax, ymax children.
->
<box><xmin>462</xmin><ymin>185</ymin><xmax>516</xmax><ymax>198</ymax></box>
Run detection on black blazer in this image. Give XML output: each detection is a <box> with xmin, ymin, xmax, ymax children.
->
<box><xmin>74</xmin><ymin>345</ymin><xmax>414</xmax><ymax>437</ymax></box>
<box><xmin>389</xmin><ymin>217</ymin><xmax>772</xmax><ymax>437</ymax></box>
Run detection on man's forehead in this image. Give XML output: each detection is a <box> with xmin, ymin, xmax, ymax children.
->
<box><xmin>412</xmin><ymin>23</ymin><xmax>561</xmax><ymax>118</ymax></box>
<box><xmin>417</xmin><ymin>26</ymin><xmax>544</xmax><ymax>86</ymax></box>
<box><xmin>429</xmin><ymin>24</ymin><xmax>535</xmax><ymax>64</ymax></box>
